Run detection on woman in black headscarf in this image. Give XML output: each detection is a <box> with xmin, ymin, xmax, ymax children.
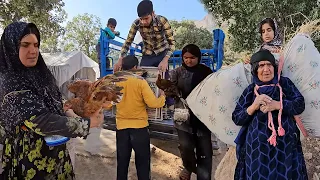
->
<box><xmin>170</xmin><ymin>44</ymin><xmax>213</xmax><ymax>180</ymax></box>
<box><xmin>0</xmin><ymin>22</ymin><xmax>102</xmax><ymax>179</ymax></box>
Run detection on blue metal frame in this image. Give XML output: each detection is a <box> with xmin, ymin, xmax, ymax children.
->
<box><xmin>99</xmin><ymin>28</ymin><xmax>225</xmax><ymax>77</ymax></box>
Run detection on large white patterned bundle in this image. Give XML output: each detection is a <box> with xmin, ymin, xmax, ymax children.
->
<box><xmin>281</xmin><ymin>33</ymin><xmax>320</xmax><ymax>137</ymax></box>
<box><xmin>186</xmin><ymin>33</ymin><xmax>320</xmax><ymax>146</ymax></box>
<box><xmin>186</xmin><ymin>63</ymin><xmax>251</xmax><ymax>146</ymax></box>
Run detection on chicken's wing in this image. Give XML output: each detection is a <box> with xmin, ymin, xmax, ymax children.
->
<box><xmin>67</xmin><ymin>74</ymin><xmax>128</xmax><ymax>118</ymax></box>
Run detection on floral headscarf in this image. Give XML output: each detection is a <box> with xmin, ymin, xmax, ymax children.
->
<box><xmin>259</xmin><ymin>18</ymin><xmax>283</xmax><ymax>49</ymax></box>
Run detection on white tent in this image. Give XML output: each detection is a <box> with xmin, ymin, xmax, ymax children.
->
<box><xmin>42</xmin><ymin>51</ymin><xmax>100</xmax><ymax>99</ymax></box>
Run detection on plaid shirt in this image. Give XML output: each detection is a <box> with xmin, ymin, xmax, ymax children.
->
<box><xmin>120</xmin><ymin>15</ymin><xmax>175</xmax><ymax>57</ymax></box>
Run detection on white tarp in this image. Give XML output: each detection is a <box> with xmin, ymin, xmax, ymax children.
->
<box><xmin>42</xmin><ymin>51</ymin><xmax>100</xmax><ymax>99</ymax></box>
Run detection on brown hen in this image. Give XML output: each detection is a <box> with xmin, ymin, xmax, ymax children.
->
<box><xmin>65</xmin><ymin>74</ymin><xmax>127</xmax><ymax>118</ymax></box>
<box><xmin>155</xmin><ymin>74</ymin><xmax>179</xmax><ymax>98</ymax></box>
<box><xmin>65</xmin><ymin>70</ymin><xmax>147</xmax><ymax>118</ymax></box>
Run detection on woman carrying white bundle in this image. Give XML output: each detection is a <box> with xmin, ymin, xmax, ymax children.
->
<box><xmin>170</xmin><ymin>44</ymin><xmax>213</xmax><ymax>180</ymax></box>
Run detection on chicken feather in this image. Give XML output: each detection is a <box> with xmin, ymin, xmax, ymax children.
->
<box><xmin>65</xmin><ymin>70</ymin><xmax>146</xmax><ymax>118</ymax></box>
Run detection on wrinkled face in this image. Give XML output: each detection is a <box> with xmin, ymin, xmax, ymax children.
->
<box><xmin>183</xmin><ymin>52</ymin><xmax>199</xmax><ymax>67</ymax></box>
<box><xmin>107</xmin><ymin>24</ymin><xmax>116</xmax><ymax>32</ymax></box>
<box><xmin>261</xmin><ymin>23</ymin><xmax>275</xmax><ymax>43</ymax></box>
<box><xmin>257</xmin><ymin>60</ymin><xmax>274</xmax><ymax>82</ymax></box>
<box><xmin>139</xmin><ymin>12</ymin><xmax>154</xmax><ymax>26</ymax></box>
<box><xmin>19</xmin><ymin>34</ymin><xmax>39</xmax><ymax>67</ymax></box>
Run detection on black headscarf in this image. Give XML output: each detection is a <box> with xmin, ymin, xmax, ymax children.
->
<box><xmin>250</xmin><ymin>50</ymin><xmax>279</xmax><ymax>99</ymax></box>
<box><xmin>181</xmin><ymin>44</ymin><xmax>212</xmax><ymax>90</ymax></box>
<box><xmin>0</xmin><ymin>22</ymin><xmax>63</xmax><ymax>134</ymax></box>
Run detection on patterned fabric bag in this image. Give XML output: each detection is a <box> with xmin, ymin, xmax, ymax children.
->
<box><xmin>186</xmin><ymin>63</ymin><xmax>249</xmax><ymax>146</ymax></box>
<box><xmin>281</xmin><ymin>33</ymin><xmax>320</xmax><ymax>137</ymax></box>
<box><xmin>173</xmin><ymin>98</ymin><xmax>190</xmax><ymax>124</ymax></box>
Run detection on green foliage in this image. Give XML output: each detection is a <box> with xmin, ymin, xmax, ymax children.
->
<box><xmin>200</xmin><ymin>0</ymin><xmax>320</xmax><ymax>52</ymax></box>
<box><xmin>62</xmin><ymin>13</ymin><xmax>102</xmax><ymax>62</ymax></box>
<box><xmin>169</xmin><ymin>20</ymin><xmax>213</xmax><ymax>50</ymax></box>
<box><xmin>0</xmin><ymin>0</ymin><xmax>67</xmax><ymax>52</ymax></box>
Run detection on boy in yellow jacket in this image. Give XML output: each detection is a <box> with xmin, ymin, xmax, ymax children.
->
<box><xmin>115</xmin><ymin>55</ymin><xmax>166</xmax><ymax>180</ymax></box>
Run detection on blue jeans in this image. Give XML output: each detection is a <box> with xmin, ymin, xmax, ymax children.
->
<box><xmin>140</xmin><ymin>51</ymin><xmax>174</xmax><ymax>106</ymax></box>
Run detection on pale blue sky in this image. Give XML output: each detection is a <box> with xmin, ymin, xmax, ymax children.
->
<box><xmin>63</xmin><ymin>0</ymin><xmax>208</xmax><ymax>39</ymax></box>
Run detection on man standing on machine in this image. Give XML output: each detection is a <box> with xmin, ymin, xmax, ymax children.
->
<box><xmin>114</xmin><ymin>0</ymin><xmax>175</xmax><ymax>73</ymax></box>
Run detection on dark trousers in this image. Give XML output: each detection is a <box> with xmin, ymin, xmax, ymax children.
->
<box><xmin>140</xmin><ymin>50</ymin><xmax>167</xmax><ymax>67</ymax></box>
<box><xmin>96</xmin><ymin>43</ymin><xmax>110</xmax><ymax>69</ymax></box>
<box><xmin>177</xmin><ymin>129</ymin><xmax>213</xmax><ymax>180</ymax></box>
<box><xmin>140</xmin><ymin>51</ymin><xmax>174</xmax><ymax>106</ymax></box>
<box><xmin>116</xmin><ymin>127</ymin><xmax>151</xmax><ymax>180</ymax></box>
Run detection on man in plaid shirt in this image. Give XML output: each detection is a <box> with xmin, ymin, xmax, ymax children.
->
<box><xmin>114</xmin><ymin>0</ymin><xmax>175</xmax><ymax>72</ymax></box>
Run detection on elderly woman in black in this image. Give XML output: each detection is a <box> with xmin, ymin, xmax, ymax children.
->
<box><xmin>0</xmin><ymin>22</ymin><xmax>103</xmax><ymax>179</ymax></box>
<box><xmin>233</xmin><ymin>50</ymin><xmax>307</xmax><ymax>179</ymax></box>
<box><xmin>170</xmin><ymin>44</ymin><xmax>213</xmax><ymax>180</ymax></box>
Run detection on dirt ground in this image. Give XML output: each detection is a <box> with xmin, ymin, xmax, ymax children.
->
<box><xmin>301</xmin><ymin>137</ymin><xmax>320</xmax><ymax>179</ymax></box>
<box><xmin>73</xmin><ymin>129</ymin><xmax>227</xmax><ymax>180</ymax></box>
<box><xmin>72</xmin><ymin>128</ymin><xmax>320</xmax><ymax>180</ymax></box>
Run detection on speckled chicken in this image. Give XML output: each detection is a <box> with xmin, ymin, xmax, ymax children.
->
<box><xmin>65</xmin><ymin>70</ymin><xmax>147</xmax><ymax>118</ymax></box>
<box><xmin>65</xmin><ymin>73</ymin><xmax>125</xmax><ymax>118</ymax></box>
<box><xmin>155</xmin><ymin>74</ymin><xmax>179</xmax><ymax>98</ymax></box>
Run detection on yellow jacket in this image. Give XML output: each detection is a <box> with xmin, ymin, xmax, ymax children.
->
<box><xmin>115</xmin><ymin>76</ymin><xmax>165</xmax><ymax>130</ymax></box>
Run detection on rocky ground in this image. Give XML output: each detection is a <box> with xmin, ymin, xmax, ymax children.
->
<box><xmin>302</xmin><ymin>137</ymin><xmax>320</xmax><ymax>179</ymax></box>
<box><xmin>214</xmin><ymin>137</ymin><xmax>320</xmax><ymax>180</ymax></box>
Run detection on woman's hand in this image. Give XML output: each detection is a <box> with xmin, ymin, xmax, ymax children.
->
<box><xmin>253</xmin><ymin>94</ymin><xmax>272</xmax><ymax>110</ymax></box>
<box><xmin>260</xmin><ymin>100</ymin><xmax>280</xmax><ymax>113</ymax></box>
<box><xmin>89</xmin><ymin>108</ymin><xmax>104</xmax><ymax>128</ymax></box>
<box><xmin>65</xmin><ymin>109</ymin><xmax>79</xmax><ymax>118</ymax></box>
<box><xmin>65</xmin><ymin>107</ymin><xmax>103</xmax><ymax>128</ymax></box>
<box><xmin>63</xmin><ymin>102</ymin><xmax>72</xmax><ymax>112</ymax></box>
<box><xmin>247</xmin><ymin>94</ymin><xmax>272</xmax><ymax>115</ymax></box>
<box><xmin>244</xmin><ymin>57</ymin><xmax>250</xmax><ymax>64</ymax></box>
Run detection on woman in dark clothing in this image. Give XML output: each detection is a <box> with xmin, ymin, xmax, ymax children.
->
<box><xmin>233</xmin><ymin>49</ymin><xmax>308</xmax><ymax>180</ymax></box>
<box><xmin>0</xmin><ymin>22</ymin><xmax>103</xmax><ymax>179</ymax></box>
<box><xmin>170</xmin><ymin>44</ymin><xmax>213</xmax><ymax>180</ymax></box>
